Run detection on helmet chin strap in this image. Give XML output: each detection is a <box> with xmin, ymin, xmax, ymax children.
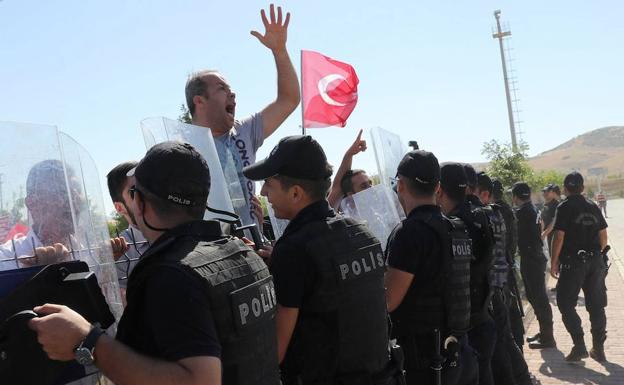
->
<box><xmin>206</xmin><ymin>205</ymin><xmax>240</xmax><ymax>225</ymax></box>
<box><xmin>141</xmin><ymin>212</ymin><xmax>170</xmax><ymax>232</ymax></box>
<box><xmin>139</xmin><ymin>199</ymin><xmax>170</xmax><ymax>232</ymax></box>
<box><xmin>141</xmin><ymin>205</ymin><xmax>242</xmax><ymax>233</ymax></box>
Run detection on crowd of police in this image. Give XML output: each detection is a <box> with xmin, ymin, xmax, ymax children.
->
<box><xmin>0</xmin><ymin>4</ymin><xmax>611</xmax><ymax>385</ymax></box>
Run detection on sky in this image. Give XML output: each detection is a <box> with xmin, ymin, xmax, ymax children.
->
<box><xmin>1</xmin><ymin>0</ymin><xmax>623</xmax><ymax>214</ymax></box>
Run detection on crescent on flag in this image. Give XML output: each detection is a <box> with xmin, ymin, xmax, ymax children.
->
<box><xmin>317</xmin><ymin>74</ymin><xmax>347</xmax><ymax>106</ymax></box>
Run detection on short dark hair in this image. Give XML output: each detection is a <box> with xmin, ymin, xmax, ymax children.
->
<box><xmin>443</xmin><ymin>185</ymin><xmax>466</xmax><ymax>204</ymax></box>
<box><xmin>136</xmin><ymin>182</ymin><xmax>206</xmax><ymax>221</ymax></box>
<box><xmin>463</xmin><ymin>164</ymin><xmax>478</xmax><ymax>189</ymax></box>
<box><xmin>340</xmin><ymin>169</ymin><xmax>366</xmax><ymax>195</ymax></box>
<box><xmin>400</xmin><ymin>175</ymin><xmax>438</xmax><ymax>197</ymax></box>
<box><xmin>566</xmin><ymin>184</ymin><xmax>583</xmax><ymax>195</ymax></box>
<box><xmin>476</xmin><ymin>172</ymin><xmax>493</xmax><ymax>195</ymax></box>
<box><xmin>107</xmin><ymin>161</ymin><xmax>138</xmax><ymax>203</ymax></box>
<box><xmin>185</xmin><ymin>70</ymin><xmax>219</xmax><ymax>117</ymax></box>
<box><xmin>275</xmin><ymin>175</ymin><xmax>332</xmax><ymax>202</ymax></box>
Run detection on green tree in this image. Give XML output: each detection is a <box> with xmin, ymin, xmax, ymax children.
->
<box><xmin>178</xmin><ymin>104</ymin><xmax>192</xmax><ymax>123</ymax></box>
<box><xmin>526</xmin><ymin>169</ymin><xmax>565</xmax><ymax>193</ymax></box>
<box><xmin>481</xmin><ymin>140</ymin><xmax>533</xmax><ymax>188</ymax></box>
<box><xmin>107</xmin><ymin>210</ymin><xmax>129</xmax><ymax>237</ymax></box>
<box><xmin>481</xmin><ymin>140</ymin><xmax>564</xmax><ymax>193</ymax></box>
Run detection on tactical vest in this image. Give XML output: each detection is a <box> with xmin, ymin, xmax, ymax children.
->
<box><xmin>460</xmin><ymin>203</ymin><xmax>494</xmax><ymax>325</ymax></box>
<box><xmin>281</xmin><ymin>216</ymin><xmax>389</xmax><ymax>384</ymax></box>
<box><xmin>561</xmin><ymin>198</ymin><xmax>603</xmax><ymax>258</ymax></box>
<box><xmin>122</xmin><ymin>235</ymin><xmax>280</xmax><ymax>385</ymax></box>
<box><xmin>484</xmin><ymin>204</ymin><xmax>508</xmax><ymax>288</ymax></box>
<box><xmin>391</xmin><ymin>213</ymin><xmax>472</xmax><ymax>339</ymax></box>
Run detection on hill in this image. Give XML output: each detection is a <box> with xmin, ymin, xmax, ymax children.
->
<box><xmin>529</xmin><ymin>126</ymin><xmax>624</xmax><ymax>178</ymax></box>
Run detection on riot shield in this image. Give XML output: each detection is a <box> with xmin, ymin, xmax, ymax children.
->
<box><xmin>340</xmin><ymin>184</ymin><xmax>403</xmax><ymax>250</ymax></box>
<box><xmin>141</xmin><ymin>117</ymin><xmax>243</xmax><ymax>223</ymax></box>
<box><xmin>261</xmin><ymin>196</ymin><xmax>289</xmax><ymax>241</ymax></box>
<box><xmin>0</xmin><ymin>122</ymin><xmax>121</xmax><ymax>385</ymax></box>
<box><xmin>370</xmin><ymin>127</ymin><xmax>408</xmax><ymax>189</ymax></box>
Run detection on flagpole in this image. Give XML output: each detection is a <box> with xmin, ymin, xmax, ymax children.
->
<box><xmin>300</xmin><ymin>50</ymin><xmax>306</xmax><ymax>136</ymax></box>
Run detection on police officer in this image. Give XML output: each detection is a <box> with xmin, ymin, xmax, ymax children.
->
<box><xmin>243</xmin><ymin>135</ymin><xmax>399</xmax><ymax>385</ymax></box>
<box><xmin>385</xmin><ymin>151</ymin><xmax>477</xmax><ymax>385</ymax></box>
<box><xmin>540</xmin><ymin>184</ymin><xmax>560</xmax><ymax>255</ymax></box>
<box><xmin>29</xmin><ymin>141</ymin><xmax>280</xmax><ymax>385</ymax></box>
<box><xmin>550</xmin><ymin>172</ymin><xmax>609</xmax><ymax>362</ymax></box>
<box><xmin>491</xmin><ymin>179</ymin><xmax>524</xmax><ymax>351</ymax></box>
<box><xmin>475</xmin><ymin>174</ymin><xmax>533</xmax><ymax>385</ymax></box>
<box><xmin>512</xmin><ymin>182</ymin><xmax>555</xmax><ymax>350</ymax></box>
<box><xmin>440</xmin><ymin>163</ymin><xmax>496</xmax><ymax>385</ymax></box>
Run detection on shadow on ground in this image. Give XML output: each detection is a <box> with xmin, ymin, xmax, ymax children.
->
<box><xmin>538</xmin><ymin>348</ymin><xmax>624</xmax><ymax>384</ymax></box>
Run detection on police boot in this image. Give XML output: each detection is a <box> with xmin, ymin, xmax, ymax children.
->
<box><xmin>590</xmin><ymin>335</ymin><xmax>607</xmax><ymax>363</ymax></box>
<box><xmin>526</xmin><ymin>333</ymin><xmax>540</xmax><ymax>343</ymax></box>
<box><xmin>565</xmin><ymin>345</ymin><xmax>589</xmax><ymax>363</ymax></box>
<box><xmin>527</xmin><ymin>331</ymin><xmax>556</xmax><ymax>349</ymax></box>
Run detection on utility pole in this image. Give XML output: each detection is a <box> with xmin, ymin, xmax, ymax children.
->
<box><xmin>492</xmin><ymin>10</ymin><xmax>519</xmax><ymax>153</ymax></box>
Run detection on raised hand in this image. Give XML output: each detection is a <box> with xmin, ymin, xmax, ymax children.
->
<box><xmin>347</xmin><ymin>129</ymin><xmax>367</xmax><ymax>157</ymax></box>
<box><xmin>250</xmin><ymin>4</ymin><xmax>291</xmax><ymax>53</ymax></box>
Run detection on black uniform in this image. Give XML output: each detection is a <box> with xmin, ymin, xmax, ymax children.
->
<box><xmin>270</xmin><ymin>200</ymin><xmax>392</xmax><ymax>385</ymax></box>
<box><xmin>553</xmin><ymin>195</ymin><xmax>608</xmax><ymax>349</ymax></box>
<box><xmin>541</xmin><ymin>199</ymin><xmax>559</xmax><ymax>254</ymax></box>
<box><xmin>387</xmin><ymin>204</ymin><xmax>478</xmax><ymax>385</ymax></box>
<box><xmin>485</xmin><ymin>204</ymin><xmax>533</xmax><ymax>385</ymax></box>
<box><xmin>117</xmin><ymin>220</ymin><xmax>280</xmax><ymax>385</ymax></box>
<box><xmin>452</xmin><ymin>195</ymin><xmax>496</xmax><ymax>385</ymax></box>
<box><xmin>516</xmin><ymin>201</ymin><xmax>554</xmax><ymax>341</ymax></box>
<box><xmin>495</xmin><ymin>198</ymin><xmax>525</xmax><ymax>349</ymax></box>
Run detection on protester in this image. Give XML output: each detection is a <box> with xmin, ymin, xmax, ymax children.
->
<box><xmin>106</xmin><ymin>161</ymin><xmax>150</xmax><ymax>297</ymax></box>
<box><xmin>186</xmin><ymin>4</ymin><xmax>300</xmax><ymax>227</ymax></box>
<box><xmin>327</xmin><ymin>129</ymin><xmax>372</xmax><ymax>209</ymax></box>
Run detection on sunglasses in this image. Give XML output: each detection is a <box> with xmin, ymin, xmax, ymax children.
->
<box><xmin>128</xmin><ymin>185</ymin><xmax>140</xmax><ymax>200</ymax></box>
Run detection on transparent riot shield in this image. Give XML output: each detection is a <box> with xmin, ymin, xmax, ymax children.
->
<box><xmin>58</xmin><ymin>132</ymin><xmax>124</xmax><ymax>319</ymax></box>
<box><xmin>0</xmin><ymin>122</ymin><xmax>121</xmax><ymax>385</ymax></box>
<box><xmin>370</xmin><ymin>127</ymin><xmax>408</xmax><ymax>189</ymax></box>
<box><xmin>260</xmin><ymin>196</ymin><xmax>289</xmax><ymax>241</ymax></box>
<box><xmin>340</xmin><ymin>184</ymin><xmax>403</xmax><ymax>250</ymax></box>
<box><xmin>141</xmin><ymin>117</ymin><xmax>241</xmax><ymax>223</ymax></box>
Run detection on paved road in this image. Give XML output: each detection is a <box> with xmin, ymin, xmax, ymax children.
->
<box><xmin>524</xmin><ymin>198</ymin><xmax>624</xmax><ymax>384</ymax></box>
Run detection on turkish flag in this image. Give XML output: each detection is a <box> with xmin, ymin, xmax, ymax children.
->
<box><xmin>301</xmin><ymin>50</ymin><xmax>359</xmax><ymax>128</ymax></box>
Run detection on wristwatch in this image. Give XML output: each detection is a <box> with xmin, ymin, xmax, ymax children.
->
<box><xmin>74</xmin><ymin>323</ymin><xmax>105</xmax><ymax>366</ymax></box>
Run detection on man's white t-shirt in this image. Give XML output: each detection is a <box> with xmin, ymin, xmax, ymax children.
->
<box><xmin>213</xmin><ymin>113</ymin><xmax>264</xmax><ymax>226</ymax></box>
<box><xmin>0</xmin><ymin>230</ymin><xmax>42</xmax><ymax>271</ymax></box>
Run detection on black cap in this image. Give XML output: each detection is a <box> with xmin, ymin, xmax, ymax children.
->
<box><xmin>492</xmin><ymin>179</ymin><xmax>504</xmax><ymax>195</ymax></box>
<box><xmin>440</xmin><ymin>162</ymin><xmax>468</xmax><ymax>192</ymax></box>
<box><xmin>463</xmin><ymin>164</ymin><xmax>478</xmax><ymax>188</ymax></box>
<box><xmin>564</xmin><ymin>171</ymin><xmax>584</xmax><ymax>188</ymax></box>
<box><xmin>552</xmin><ymin>184</ymin><xmax>561</xmax><ymax>195</ymax></box>
<box><xmin>128</xmin><ymin>141</ymin><xmax>210</xmax><ymax>207</ymax></box>
<box><xmin>511</xmin><ymin>182</ymin><xmax>531</xmax><ymax>199</ymax></box>
<box><xmin>243</xmin><ymin>135</ymin><xmax>332</xmax><ymax>181</ymax></box>
<box><xmin>397</xmin><ymin>150</ymin><xmax>440</xmax><ymax>184</ymax></box>
<box><xmin>542</xmin><ymin>183</ymin><xmax>554</xmax><ymax>192</ymax></box>
<box><xmin>476</xmin><ymin>171</ymin><xmax>493</xmax><ymax>193</ymax></box>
